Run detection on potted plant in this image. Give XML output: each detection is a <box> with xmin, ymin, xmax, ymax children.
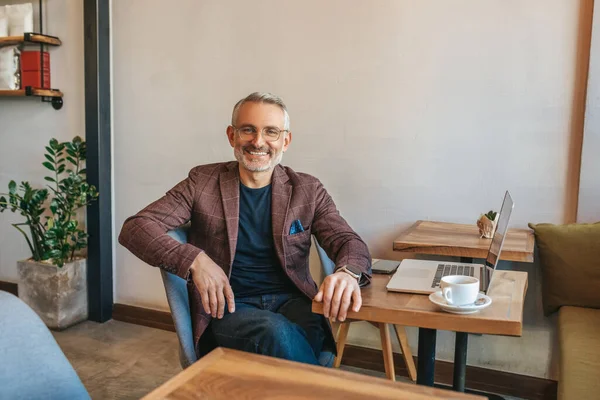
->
<box><xmin>0</xmin><ymin>137</ymin><xmax>98</xmax><ymax>329</ymax></box>
<box><xmin>477</xmin><ymin>210</ymin><xmax>498</xmax><ymax>239</ymax></box>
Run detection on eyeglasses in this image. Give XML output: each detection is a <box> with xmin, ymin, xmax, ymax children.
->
<box><xmin>232</xmin><ymin>125</ymin><xmax>288</xmax><ymax>142</ymax></box>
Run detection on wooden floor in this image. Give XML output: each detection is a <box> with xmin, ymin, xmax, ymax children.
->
<box><xmin>52</xmin><ymin>320</ymin><xmax>523</xmax><ymax>400</ymax></box>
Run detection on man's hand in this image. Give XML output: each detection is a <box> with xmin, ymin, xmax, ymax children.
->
<box><xmin>189</xmin><ymin>252</ymin><xmax>235</xmax><ymax>319</ymax></box>
<box><xmin>314</xmin><ymin>271</ymin><xmax>361</xmax><ymax>322</ymax></box>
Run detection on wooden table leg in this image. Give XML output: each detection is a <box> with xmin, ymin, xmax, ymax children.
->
<box><xmin>394</xmin><ymin>324</ymin><xmax>417</xmax><ymax>382</ymax></box>
<box><xmin>333</xmin><ymin>322</ymin><xmax>350</xmax><ymax>368</ymax></box>
<box><xmin>379</xmin><ymin>323</ymin><xmax>396</xmax><ymax>381</ymax></box>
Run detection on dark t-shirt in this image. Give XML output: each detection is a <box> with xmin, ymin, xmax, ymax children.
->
<box><xmin>229</xmin><ymin>183</ymin><xmax>299</xmax><ymax>298</ymax></box>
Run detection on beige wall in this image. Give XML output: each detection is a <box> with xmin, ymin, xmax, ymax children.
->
<box><xmin>112</xmin><ymin>0</ymin><xmax>588</xmax><ymax>379</ymax></box>
<box><xmin>0</xmin><ymin>0</ymin><xmax>84</xmax><ymax>282</ymax></box>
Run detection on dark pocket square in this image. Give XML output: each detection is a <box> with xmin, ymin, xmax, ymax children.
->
<box><xmin>289</xmin><ymin>219</ymin><xmax>305</xmax><ymax>235</ymax></box>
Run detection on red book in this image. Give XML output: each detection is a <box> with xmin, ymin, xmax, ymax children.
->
<box><xmin>21</xmin><ymin>70</ymin><xmax>51</xmax><ymax>89</ymax></box>
<box><xmin>21</xmin><ymin>51</ymin><xmax>50</xmax><ymax>71</ymax></box>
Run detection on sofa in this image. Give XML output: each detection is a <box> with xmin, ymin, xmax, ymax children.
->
<box><xmin>529</xmin><ymin>222</ymin><xmax>600</xmax><ymax>400</ymax></box>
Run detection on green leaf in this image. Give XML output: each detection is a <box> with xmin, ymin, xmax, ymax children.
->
<box><xmin>57</xmin><ymin>165</ymin><xmax>66</xmax><ymax>174</ymax></box>
<box><xmin>42</xmin><ymin>162</ymin><xmax>55</xmax><ymax>171</ymax></box>
<box><xmin>66</xmin><ymin>156</ymin><xmax>77</xmax><ymax>165</ymax></box>
<box><xmin>79</xmin><ymin>168</ymin><xmax>87</xmax><ymax>175</ymax></box>
<box><xmin>44</xmin><ymin>154</ymin><xmax>55</xmax><ymax>164</ymax></box>
<box><xmin>45</xmin><ymin>146</ymin><xmax>55</xmax><ymax>156</ymax></box>
<box><xmin>73</xmin><ymin>136</ymin><xmax>82</xmax><ymax>145</ymax></box>
<box><xmin>44</xmin><ymin>176</ymin><xmax>56</xmax><ymax>183</ymax></box>
<box><xmin>49</xmin><ymin>138</ymin><xmax>59</xmax><ymax>149</ymax></box>
<box><xmin>50</xmin><ymin>200</ymin><xmax>58</xmax><ymax>214</ymax></box>
<box><xmin>8</xmin><ymin>180</ymin><xmax>16</xmax><ymax>194</ymax></box>
<box><xmin>49</xmin><ymin>249</ymin><xmax>62</xmax><ymax>259</ymax></box>
<box><xmin>66</xmin><ymin>149</ymin><xmax>76</xmax><ymax>158</ymax></box>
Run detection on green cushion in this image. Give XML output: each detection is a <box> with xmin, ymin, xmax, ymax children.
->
<box><xmin>528</xmin><ymin>222</ymin><xmax>600</xmax><ymax>315</ymax></box>
<box><xmin>558</xmin><ymin>306</ymin><xmax>600</xmax><ymax>400</ymax></box>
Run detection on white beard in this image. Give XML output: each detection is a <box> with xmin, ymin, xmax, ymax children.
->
<box><xmin>234</xmin><ymin>146</ymin><xmax>284</xmax><ymax>172</ymax></box>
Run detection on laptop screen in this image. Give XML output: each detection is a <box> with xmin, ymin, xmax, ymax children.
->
<box><xmin>483</xmin><ymin>191</ymin><xmax>514</xmax><ymax>292</ymax></box>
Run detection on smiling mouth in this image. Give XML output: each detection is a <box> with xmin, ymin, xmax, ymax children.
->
<box><xmin>246</xmin><ymin>150</ymin><xmax>270</xmax><ymax>157</ymax></box>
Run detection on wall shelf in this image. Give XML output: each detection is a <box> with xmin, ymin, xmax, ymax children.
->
<box><xmin>0</xmin><ymin>0</ymin><xmax>64</xmax><ymax>110</ymax></box>
<box><xmin>0</xmin><ymin>33</ymin><xmax>62</xmax><ymax>47</ymax></box>
<box><xmin>0</xmin><ymin>87</ymin><xmax>64</xmax><ymax>109</ymax></box>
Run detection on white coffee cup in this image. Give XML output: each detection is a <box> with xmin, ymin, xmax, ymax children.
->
<box><xmin>440</xmin><ymin>275</ymin><xmax>479</xmax><ymax>306</ymax></box>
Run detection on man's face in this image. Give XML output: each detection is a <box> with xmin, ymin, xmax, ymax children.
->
<box><xmin>227</xmin><ymin>102</ymin><xmax>292</xmax><ymax>173</ymax></box>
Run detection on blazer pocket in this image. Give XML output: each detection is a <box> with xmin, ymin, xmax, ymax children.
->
<box><xmin>285</xmin><ymin>228</ymin><xmax>311</xmax><ymax>243</ymax></box>
<box><xmin>284</xmin><ymin>229</ymin><xmax>312</xmax><ymax>261</ymax></box>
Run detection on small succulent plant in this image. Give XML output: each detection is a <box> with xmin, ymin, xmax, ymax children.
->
<box><xmin>484</xmin><ymin>210</ymin><xmax>497</xmax><ymax>221</ymax></box>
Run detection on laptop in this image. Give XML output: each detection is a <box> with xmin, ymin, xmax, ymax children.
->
<box><xmin>386</xmin><ymin>191</ymin><xmax>514</xmax><ymax>295</ymax></box>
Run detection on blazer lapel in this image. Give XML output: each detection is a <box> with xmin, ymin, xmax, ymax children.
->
<box><xmin>271</xmin><ymin>165</ymin><xmax>292</xmax><ymax>269</ymax></box>
<box><xmin>219</xmin><ymin>162</ymin><xmax>240</xmax><ymax>268</ymax></box>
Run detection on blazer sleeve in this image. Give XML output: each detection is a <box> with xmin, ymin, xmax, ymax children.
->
<box><xmin>118</xmin><ymin>169</ymin><xmax>203</xmax><ymax>280</ymax></box>
<box><xmin>310</xmin><ymin>179</ymin><xmax>372</xmax><ymax>287</ymax></box>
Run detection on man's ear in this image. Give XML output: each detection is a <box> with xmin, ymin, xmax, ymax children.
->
<box><xmin>283</xmin><ymin>131</ymin><xmax>292</xmax><ymax>152</ymax></box>
<box><xmin>226</xmin><ymin>126</ymin><xmax>236</xmax><ymax>147</ymax></box>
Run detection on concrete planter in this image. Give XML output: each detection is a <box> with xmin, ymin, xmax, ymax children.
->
<box><xmin>17</xmin><ymin>258</ymin><xmax>88</xmax><ymax>330</ymax></box>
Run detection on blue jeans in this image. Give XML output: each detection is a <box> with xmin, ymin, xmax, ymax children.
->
<box><xmin>209</xmin><ymin>293</ymin><xmax>326</xmax><ymax>365</ymax></box>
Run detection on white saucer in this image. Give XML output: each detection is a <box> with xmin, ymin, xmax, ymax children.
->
<box><xmin>428</xmin><ymin>291</ymin><xmax>492</xmax><ymax>314</ymax></box>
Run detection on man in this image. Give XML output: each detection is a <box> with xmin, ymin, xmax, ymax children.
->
<box><xmin>119</xmin><ymin>92</ymin><xmax>371</xmax><ymax>366</ymax></box>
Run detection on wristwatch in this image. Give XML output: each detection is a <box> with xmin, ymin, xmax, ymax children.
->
<box><xmin>338</xmin><ymin>265</ymin><xmax>362</xmax><ymax>282</ymax></box>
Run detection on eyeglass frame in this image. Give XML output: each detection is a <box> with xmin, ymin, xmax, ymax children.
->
<box><xmin>231</xmin><ymin>124</ymin><xmax>289</xmax><ymax>142</ymax></box>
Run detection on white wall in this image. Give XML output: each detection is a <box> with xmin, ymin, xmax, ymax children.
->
<box><xmin>113</xmin><ymin>0</ymin><xmax>586</xmax><ymax>379</ymax></box>
<box><xmin>0</xmin><ymin>0</ymin><xmax>84</xmax><ymax>282</ymax></box>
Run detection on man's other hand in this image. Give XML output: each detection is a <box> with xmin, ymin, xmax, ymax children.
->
<box><xmin>314</xmin><ymin>271</ymin><xmax>361</xmax><ymax>322</ymax></box>
<box><xmin>189</xmin><ymin>252</ymin><xmax>235</xmax><ymax>319</ymax></box>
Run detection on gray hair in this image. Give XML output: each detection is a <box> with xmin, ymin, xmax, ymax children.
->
<box><xmin>231</xmin><ymin>92</ymin><xmax>290</xmax><ymax>131</ymax></box>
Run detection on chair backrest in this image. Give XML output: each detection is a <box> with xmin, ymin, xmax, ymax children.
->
<box><xmin>163</xmin><ymin>223</ymin><xmax>197</xmax><ymax>369</ymax></box>
<box><xmin>312</xmin><ymin>236</ymin><xmax>336</xmax><ymax>277</ymax></box>
<box><xmin>0</xmin><ymin>291</ymin><xmax>90</xmax><ymax>399</ymax></box>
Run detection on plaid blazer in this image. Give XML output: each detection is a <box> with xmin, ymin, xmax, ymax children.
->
<box><xmin>118</xmin><ymin>161</ymin><xmax>372</xmax><ymax>355</ymax></box>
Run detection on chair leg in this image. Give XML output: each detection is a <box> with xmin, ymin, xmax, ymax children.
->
<box><xmin>333</xmin><ymin>322</ymin><xmax>350</xmax><ymax>368</ymax></box>
<box><xmin>379</xmin><ymin>323</ymin><xmax>396</xmax><ymax>381</ymax></box>
<box><xmin>330</xmin><ymin>320</ymin><xmax>341</xmax><ymax>339</ymax></box>
<box><xmin>394</xmin><ymin>324</ymin><xmax>417</xmax><ymax>381</ymax></box>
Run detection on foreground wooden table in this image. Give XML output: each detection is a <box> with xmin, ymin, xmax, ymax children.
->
<box><xmin>393</xmin><ymin>220</ymin><xmax>535</xmax><ymax>263</ymax></box>
<box><xmin>143</xmin><ymin>347</ymin><xmax>485</xmax><ymax>400</ymax></box>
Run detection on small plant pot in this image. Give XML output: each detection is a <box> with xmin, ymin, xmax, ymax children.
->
<box><xmin>17</xmin><ymin>258</ymin><xmax>88</xmax><ymax>330</ymax></box>
<box><xmin>477</xmin><ymin>214</ymin><xmax>499</xmax><ymax>239</ymax></box>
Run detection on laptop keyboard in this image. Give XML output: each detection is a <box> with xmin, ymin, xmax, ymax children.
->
<box><xmin>431</xmin><ymin>264</ymin><xmax>475</xmax><ymax>288</ymax></box>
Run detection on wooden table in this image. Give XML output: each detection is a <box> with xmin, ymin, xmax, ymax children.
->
<box><xmin>315</xmin><ymin>272</ymin><xmax>528</xmax><ymax>336</ymax></box>
<box><xmin>313</xmin><ymin>272</ymin><xmax>528</xmax><ymax>393</ymax></box>
<box><xmin>393</xmin><ymin>220</ymin><xmax>535</xmax><ymax>263</ymax></box>
<box><xmin>389</xmin><ymin>220</ymin><xmax>533</xmax><ymax>394</ymax></box>
<box><xmin>143</xmin><ymin>347</ymin><xmax>485</xmax><ymax>400</ymax></box>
